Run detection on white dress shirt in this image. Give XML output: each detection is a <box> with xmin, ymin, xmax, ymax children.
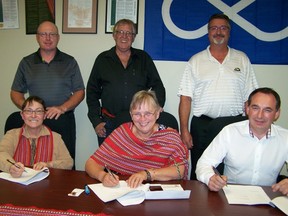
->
<box><xmin>196</xmin><ymin>120</ymin><xmax>288</xmax><ymax>186</ymax></box>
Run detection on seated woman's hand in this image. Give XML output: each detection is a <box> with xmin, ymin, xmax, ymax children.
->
<box><xmin>33</xmin><ymin>162</ymin><xmax>48</xmax><ymax>170</ymax></box>
<box><xmin>9</xmin><ymin>162</ymin><xmax>25</xmax><ymax>178</ymax></box>
<box><xmin>102</xmin><ymin>173</ymin><xmax>119</xmax><ymax>187</ymax></box>
<box><xmin>126</xmin><ymin>171</ymin><xmax>147</xmax><ymax>188</ymax></box>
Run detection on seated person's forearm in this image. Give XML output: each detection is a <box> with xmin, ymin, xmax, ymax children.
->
<box><xmin>148</xmin><ymin>165</ymin><xmax>185</xmax><ymax>181</ymax></box>
<box><xmin>47</xmin><ymin>159</ymin><xmax>73</xmax><ymax>170</ymax></box>
<box><xmin>85</xmin><ymin>158</ymin><xmax>107</xmax><ymax>181</ymax></box>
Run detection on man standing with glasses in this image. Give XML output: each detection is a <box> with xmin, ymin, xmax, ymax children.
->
<box><xmin>178</xmin><ymin>14</ymin><xmax>258</xmax><ymax>180</ymax></box>
<box><xmin>86</xmin><ymin>19</ymin><xmax>166</xmax><ymax>146</ymax></box>
<box><xmin>10</xmin><ymin>21</ymin><xmax>85</xmax><ymax>165</ymax></box>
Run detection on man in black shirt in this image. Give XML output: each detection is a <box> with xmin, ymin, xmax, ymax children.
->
<box><xmin>86</xmin><ymin>19</ymin><xmax>166</xmax><ymax>145</ymax></box>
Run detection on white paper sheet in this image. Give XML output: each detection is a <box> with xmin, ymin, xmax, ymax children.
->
<box><xmin>0</xmin><ymin>167</ymin><xmax>49</xmax><ymax>185</ymax></box>
<box><xmin>88</xmin><ymin>181</ymin><xmax>191</xmax><ymax>206</ymax></box>
<box><xmin>223</xmin><ymin>185</ymin><xmax>271</xmax><ymax>205</ymax></box>
<box><xmin>223</xmin><ymin>184</ymin><xmax>288</xmax><ymax>215</ymax></box>
<box><xmin>88</xmin><ymin>181</ymin><xmax>149</xmax><ymax>203</ymax></box>
<box><xmin>270</xmin><ymin>196</ymin><xmax>288</xmax><ymax>215</ymax></box>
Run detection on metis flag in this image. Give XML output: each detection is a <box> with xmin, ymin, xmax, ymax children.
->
<box><xmin>144</xmin><ymin>0</ymin><xmax>288</xmax><ymax>64</ymax></box>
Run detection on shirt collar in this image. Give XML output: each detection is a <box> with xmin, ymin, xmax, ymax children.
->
<box><xmin>207</xmin><ymin>45</ymin><xmax>231</xmax><ymax>62</ymax></box>
<box><xmin>34</xmin><ymin>48</ymin><xmax>62</xmax><ymax>64</ymax></box>
<box><xmin>249</xmin><ymin>124</ymin><xmax>272</xmax><ymax>139</ymax></box>
<box><xmin>107</xmin><ymin>46</ymin><xmax>138</xmax><ymax>60</ymax></box>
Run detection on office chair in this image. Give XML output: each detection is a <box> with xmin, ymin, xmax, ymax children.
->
<box><xmin>157</xmin><ymin>111</ymin><xmax>179</xmax><ymax>131</ymax></box>
<box><xmin>4</xmin><ymin>111</ymin><xmax>24</xmax><ymax>134</ymax></box>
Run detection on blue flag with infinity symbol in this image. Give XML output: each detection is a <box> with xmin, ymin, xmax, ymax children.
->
<box><xmin>144</xmin><ymin>0</ymin><xmax>288</xmax><ymax>64</ymax></box>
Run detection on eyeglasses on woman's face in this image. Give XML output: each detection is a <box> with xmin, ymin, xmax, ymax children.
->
<box><xmin>131</xmin><ymin>111</ymin><xmax>155</xmax><ymax>120</ymax></box>
<box><xmin>23</xmin><ymin>109</ymin><xmax>45</xmax><ymax>115</ymax></box>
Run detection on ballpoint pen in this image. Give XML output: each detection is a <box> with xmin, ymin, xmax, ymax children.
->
<box><xmin>212</xmin><ymin>166</ymin><xmax>227</xmax><ymax>187</ymax></box>
<box><xmin>105</xmin><ymin>164</ymin><xmax>117</xmax><ymax>180</ymax></box>
<box><xmin>7</xmin><ymin>159</ymin><xmax>27</xmax><ymax>172</ymax></box>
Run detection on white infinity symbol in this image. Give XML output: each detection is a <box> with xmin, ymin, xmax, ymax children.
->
<box><xmin>162</xmin><ymin>0</ymin><xmax>288</xmax><ymax>41</ymax></box>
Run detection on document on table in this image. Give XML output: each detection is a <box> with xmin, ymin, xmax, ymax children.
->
<box><xmin>223</xmin><ymin>184</ymin><xmax>288</xmax><ymax>215</ymax></box>
<box><xmin>88</xmin><ymin>180</ymin><xmax>191</xmax><ymax>206</ymax></box>
<box><xmin>271</xmin><ymin>196</ymin><xmax>288</xmax><ymax>215</ymax></box>
<box><xmin>88</xmin><ymin>180</ymin><xmax>149</xmax><ymax>206</ymax></box>
<box><xmin>0</xmin><ymin>167</ymin><xmax>49</xmax><ymax>185</ymax></box>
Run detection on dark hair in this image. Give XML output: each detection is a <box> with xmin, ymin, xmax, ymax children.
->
<box><xmin>247</xmin><ymin>87</ymin><xmax>281</xmax><ymax>111</ymax></box>
<box><xmin>21</xmin><ymin>96</ymin><xmax>47</xmax><ymax>111</ymax></box>
<box><xmin>208</xmin><ymin>13</ymin><xmax>231</xmax><ymax>29</ymax></box>
<box><xmin>113</xmin><ymin>19</ymin><xmax>136</xmax><ymax>35</ymax></box>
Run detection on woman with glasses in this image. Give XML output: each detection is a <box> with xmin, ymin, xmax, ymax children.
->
<box><xmin>85</xmin><ymin>90</ymin><xmax>188</xmax><ymax>188</ymax></box>
<box><xmin>0</xmin><ymin>96</ymin><xmax>73</xmax><ymax>178</ymax></box>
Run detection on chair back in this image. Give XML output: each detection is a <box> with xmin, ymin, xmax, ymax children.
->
<box><xmin>157</xmin><ymin>111</ymin><xmax>179</xmax><ymax>131</ymax></box>
<box><xmin>4</xmin><ymin>111</ymin><xmax>24</xmax><ymax>134</ymax></box>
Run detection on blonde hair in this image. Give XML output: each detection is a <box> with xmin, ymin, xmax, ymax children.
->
<box><xmin>130</xmin><ymin>90</ymin><xmax>160</xmax><ymax>112</ymax></box>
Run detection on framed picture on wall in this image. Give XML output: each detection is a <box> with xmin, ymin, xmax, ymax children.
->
<box><xmin>105</xmin><ymin>0</ymin><xmax>138</xmax><ymax>33</ymax></box>
<box><xmin>62</xmin><ymin>0</ymin><xmax>98</xmax><ymax>34</ymax></box>
<box><xmin>25</xmin><ymin>0</ymin><xmax>55</xmax><ymax>34</ymax></box>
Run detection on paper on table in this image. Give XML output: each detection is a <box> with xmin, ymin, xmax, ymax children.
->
<box><xmin>0</xmin><ymin>167</ymin><xmax>49</xmax><ymax>185</ymax></box>
<box><xmin>88</xmin><ymin>181</ymin><xmax>191</xmax><ymax>206</ymax></box>
<box><xmin>270</xmin><ymin>196</ymin><xmax>288</xmax><ymax>215</ymax></box>
<box><xmin>68</xmin><ymin>188</ymin><xmax>84</xmax><ymax>197</ymax></box>
<box><xmin>88</xmin><ymin>180</ymin><xmax>149</xmax><ymax>203</ymax></box>
<box><xmin>117</xmin><ymin>190</ymin><xmax>146</xmax><ymax>206</ymax></box>
<box><xmin>223</xmin><ymin>184</ymin><xmax>288</xmax><ymax>215</ymax></box>
<box><xmin>145</xmin><ymin>183</ymin><xmax>191</xmax><ymax>200</ymax></box>
<box><xmin>223</xmin><ymin>185</ymin><xmax>271</xmax><ymax>205</ymax></box>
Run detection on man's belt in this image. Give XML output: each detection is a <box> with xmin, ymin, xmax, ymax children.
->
<box><xmin>101</xmin><ymin>108</ymin><xmax>115</xmax><ymax>118</ymax></box>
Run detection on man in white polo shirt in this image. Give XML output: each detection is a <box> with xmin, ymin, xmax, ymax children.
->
<box><xmin>178</xmin><ymin>13</ymin><xmax>258</xmax><ymax>180</ymax></box>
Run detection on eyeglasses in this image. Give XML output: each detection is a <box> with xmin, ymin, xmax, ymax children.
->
<box><xmin>131</xmin><ymin>111</ymin><xmax>155</xmax><ymax>120</ymax></box>
<box><xmin>23</xmin><ymin>109</ymin><xmax>45</xmax><ymax>115</ymax></box>
<box><xmin>115</xmin><ymin>30</ymin><xmax>135</xmax><ymax>37</ymax></box>
<box><xmin>208</xmin><ymin>25</ymin><xmax>230</xmax><ymax>32</ymax></box>
<box><xmin>37</xmin><ymin>32</ymin><xmax>59</xmax><ymax>38</ymax></box>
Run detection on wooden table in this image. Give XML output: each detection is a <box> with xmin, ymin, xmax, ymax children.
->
<box><xmin>0</xmin><ymin>168</ymin><xmax>285</xmax><ymax>216</ymax></box>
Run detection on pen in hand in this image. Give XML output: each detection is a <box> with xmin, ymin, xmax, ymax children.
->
<box><xmin>212</xmin><ymin>166</ymin><xmax>227</xmax><ymax>187</ymax></box>
<box><xmin>105</xmin><ymin>164</ymin><xmax>117</xmax><ymax>180</ymax></box>
<box><xmin>7</xmin><ymin>159</ymin><xmax>27</xmax><ymax>172</ymax></box>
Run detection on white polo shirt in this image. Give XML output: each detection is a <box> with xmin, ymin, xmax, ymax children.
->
<box><xmin>178</xmin><ymin>46</ymin><xmax>258</xmax><ymax>118</ymax></box>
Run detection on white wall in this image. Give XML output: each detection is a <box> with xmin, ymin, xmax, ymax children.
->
<box><xmin>0</xmin><ymin>1</ymin><xmax>287</xmax><ymax>172</ymax></box>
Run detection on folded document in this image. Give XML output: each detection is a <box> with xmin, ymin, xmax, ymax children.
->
<box><xmin>88</xmin><ymin>180</ymin><xmax>191</xmax><ymax>206</ymax></box>
<box><xmin>0</xmin><ymin>167</ymin><xmax>49</xmax><ymax>185</ymax></box>
<box><xmin>223</xmin><ymin>184</ymin><xmax>288</xmax><ymax>215</ymax></box>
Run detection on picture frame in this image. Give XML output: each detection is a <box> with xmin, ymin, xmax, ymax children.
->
<box><xmin>25</xmin><ymin>0</ymin><xmax>55</xmax><ymax>34</ymax></box>
<box><xmin>62</xmin><ymin>0</ymin><xmax>98</xmax><ymax>34</ymax></box>
<box><xmin>105</xmin><ymin>0</ymin><xmax>138</xmax><ymax>33</ymax></box>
